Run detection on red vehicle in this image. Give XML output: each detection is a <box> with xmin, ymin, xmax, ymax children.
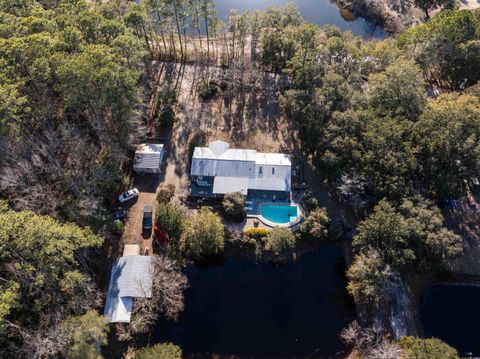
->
<box><xmin>154</xmin><ymin>223</ymin><xmax>169</xmax><ymax>246</ymax></box>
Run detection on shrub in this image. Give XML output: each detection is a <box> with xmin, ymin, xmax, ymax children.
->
<box><xmin>299</xmin><ymin>207</ymin><xmax>330</xmax><ymax>240</ymax></box>
<box><xmin>222</xmin><ymin>192</ymin><xmax>246</xmax><ymax>222</ymax></box>
<box><xmin>198</xmin><ymin>80</ymin><xmax>220</xmax><ymax>101</ymax></box>
<box><xmin>155</xmin><ymin>202</ymin><xmax>185</xmax><ymax>247</ymax></box>
<box><xmin>244</xmin><ymin>227</ymin><xmax>269</xmax><ymax>239</ymax></box>
<box><xmin>264</xmin><ymin>227</ymin><xmax>295</xmax><ymax>259</ymax></box>
<box><xmin>399</xmin><ymin>336</ymin><xmax>459</xmax><ymax>359</ymax></box>
<box><xmin>301</xmin><ymin>189</ymin><xmax>319</xmax><ymax>211</ymax></box>
<box><xmin>156</xmin><ymin>183</ymin><xmax>175</xmax><ymax>204</ymax></box>
<box><xmin>134</xmin><ymin>343</ymin><xmax>182</xmax><ymax>359</ymax></box>
<box><xmin>186</xmin><ymin>208</ymin><xmax>225</xmax><ymax>261</ymax></box>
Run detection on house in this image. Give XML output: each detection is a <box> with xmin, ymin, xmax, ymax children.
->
<box><xmin>190</xmin><ymin>140</ymin><xmax>291</xmax><ymax>197</ymax></box>
<box><xmin>133</xmin><ymin>143</ymin><xmax>165</xmax><ymax>174</ymax></box>
<box><xmin>103</xmin><ymin>245</ymin><xmax>153</xmax><ymax>323</ymax></box>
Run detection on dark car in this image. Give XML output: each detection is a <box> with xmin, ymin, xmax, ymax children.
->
<box><xmin>143</xmin><ymin>205</ymin><xmax>153</xmax><ymax>231</ymax></box>
<box><xmin>113</xmin><ymin>208</ymin><xmax>127</xmax><ymax>220</ymax></box>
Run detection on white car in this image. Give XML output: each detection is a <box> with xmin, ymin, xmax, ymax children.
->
<box><xmin>118</xmin><ymin>188</ymin><xmax>139</xmax><ymax>203</ymax></box>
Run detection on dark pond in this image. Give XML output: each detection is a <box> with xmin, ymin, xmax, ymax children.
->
<box><xmin>215</xmin><ymin>0</ymin><xmax>387</xmax><ymax>39</ymax></box>
<box><xmin>420</xmin><ymin>284</ymin><xmax>480</xmax><ymax>356</ymax></box>
<box><xmin>153</xmin><ymin>245</ymin><xmax>355</xmax><ymax>358</ymax></box>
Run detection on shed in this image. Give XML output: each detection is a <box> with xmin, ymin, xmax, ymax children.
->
<box><xmin>104</xmin><ymin>255</ymin><xmax>153</xmax><ymax>323</ymax></box>
<box><xmin>133</xmin><ymin>144</ymin><xmax>165</xmax><ymax>173</ymax></box>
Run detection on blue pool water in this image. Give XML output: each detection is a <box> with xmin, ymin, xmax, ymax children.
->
<box><xmin>261</xmin><ymin>205</ymin><xmax>298</xmax><ymax>224</ymax></box>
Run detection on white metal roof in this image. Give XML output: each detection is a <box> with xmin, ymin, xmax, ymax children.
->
<box><xmin>191</xmin><ymin>142</ymin><xmax>292</xmax><ymax>193</ymax></box>
<box><xmin>104</xmin><ymin>295</ymin><xmax>132</xmax><ymax>323</ymax></box>
<box><xmin>103</xmin><ymin>256</ymin><xmax>153</xmax><ymax>323</ymax></box>
<box><xmin>192</xmin><ymin>146</ymin><xmax>257</xmax><ymax>162</ymax></box>
<box><xmin>213</xmin><ymin>176</ymin><xmax>249</xmax><ymax>195</ymax></box>
<box><xmin>114</xmin><ymin>256</ymin><xmax>153</xmax><ymax>297</ymax></box>
<box><xmin>255</xmin><ymin>152</ymin><xmax>291</xmax><ymax>166</ymax></box>
<box><xmin>134</xmin><ymin>143</ymin><xmax>164</xmax><ymax>170</ymax></box>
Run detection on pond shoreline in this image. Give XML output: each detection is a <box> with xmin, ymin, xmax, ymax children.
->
<box><xmin>337</xmin><ymin>0</ymin><xmax>424</xmax><ymax>34</ymax></box>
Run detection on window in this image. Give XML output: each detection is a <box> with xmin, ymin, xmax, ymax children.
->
<box><xmin>272</xmin><ymin>167</ymin><xmax>275</xmax><ymax>174</ymax></box>
<box><xmin>259</xmin><ymin>166</ymin><xmax>263</xmax><ymax>174</ymax></box>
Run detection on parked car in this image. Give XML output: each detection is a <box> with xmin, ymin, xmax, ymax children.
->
<box><xmin>143</xmin><ymin>205</ymin><xmax>153</xmax><ymax>230</ymax></box>
<box><xmin>113</xmin><ymin>207</ymin><xmax>127</xmax><ymax>220</ymax></box>
<box><xmin>118</xmin><ymin>188</ymin><xmax>139</xmax><ymax>203</ymax></box>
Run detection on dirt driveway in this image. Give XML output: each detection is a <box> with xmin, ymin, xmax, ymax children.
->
<box><xmin>120</xmin><ymin>174</ymin><xmax>162</xmax><ymax>254</ymax></box>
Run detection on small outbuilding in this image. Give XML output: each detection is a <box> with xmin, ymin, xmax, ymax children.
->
<box><xmin>103</xmin><ymin>250</ymin><xmax>153</xmax><ymax>323</ymax></box>
<box><xmin>133</xmin><ymin>143</ymin><xmax>165</xmax><ymax>174</ymax></box>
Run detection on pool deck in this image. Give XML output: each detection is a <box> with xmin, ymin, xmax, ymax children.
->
<box><xmin>243</xmin><ymin>191</ymin><xmax>305</xmax><ymax>230</ymax></box>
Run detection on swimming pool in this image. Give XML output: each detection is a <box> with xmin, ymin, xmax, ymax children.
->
<box><xmin>261</xmin><ymin>205</ymin><xmax>298</xmax><ymax>224</ymax></box>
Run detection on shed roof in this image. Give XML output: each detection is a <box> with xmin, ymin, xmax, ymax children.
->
<box><xmin>103</xmin><ymin>255</ymin><xmax>153</xmax><ymax>323</ymax></box>
<box><xmin>113</xmin><ymin>256</ymin><xmax>153</xmax><ymax>297</ymax></box>
<box><xmin>134</xmin><ymin>143</ymin><xmax>164</xmax><ymax>170</ymax></box>
<box><xmin>104</xmin><ymin>295</ymin><xmax>132</xmax><ymax>323</ymax></box>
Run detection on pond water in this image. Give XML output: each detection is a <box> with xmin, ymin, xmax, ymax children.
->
<box><xmin>215</xmin><ymin>0</ymin><xmax>387</xmax><ymax>39</ymax></box>
<box><xmin>152</xmin><ymin>245</ymin><xmax>355</xmax><ymax>358</ymax></box>
<box><xmin>420</xmin><ymin>284</ymin><xmax>480</xmax><ymax>356</ymax></box>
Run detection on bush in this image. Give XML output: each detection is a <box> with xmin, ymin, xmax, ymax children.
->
<box><xmin>156</xmin><ymin>183</ymin><xmax>175</xmax><ymax>204</ymax></box>
<box><xmin>186</xmin><ymin>208</ymin><xmax>225</xmax><ymax>261</ymax></box>
<box><xmin>299</xmin><ymin>207</ymin><xmax>330</xmax><ymax>240</ymax></box>
<box><xmin>244</xmin><ymin>227</ymin><xmax>269</xmax><ymax>239</ymax></box>
<box><xmin>301</xmin><ymin>189</ymin><xmax>319</xmax><ymax>211</ymax></box>
<box><xmin>198</xmin><ymin>80</ymin><xmax>220</xmax><ymax>101</ymax></box>
<box><xmin>264</xmin><ymin>227</ymin><xmax>295</xmax><ymax>259</ymax></box>
<box><xmin>222</xmin><ymin>192</ymin><xmax>246</xmax><ymax>222</ymax></box>
<box><xmin>399</xmin><ymin>336</ymin><xmax>459</xmax><ymax>359</ymax></box>
<box><xmin>134</xmin><ymin>343</ymin><xmax>182</xmax><ymax>359</ymax></box>
<box><xmin>155</xmin><ymin>203</ymin><xmax>185</xmax><ymax>247</ymax></box>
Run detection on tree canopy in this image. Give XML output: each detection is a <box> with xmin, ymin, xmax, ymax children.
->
<box><xmin>0</xmin><ymin>204</ymin><xmax>102</xmax><ymax>356</ymax></box>
<box><xmin>134</xmin><ymin>342</ymin><xmax>182</xmax><ymax>359</ymax></box>
<box><xmin>186</xmin><ymin>208</ymin><xmax>225</xmax><ymax>261</ymax></box>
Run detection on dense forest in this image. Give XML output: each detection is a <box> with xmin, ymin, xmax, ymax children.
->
<box><xmin>0</xmin><ymin>0</ymin><xmax>479</xmax><ymax>358</ymax></box>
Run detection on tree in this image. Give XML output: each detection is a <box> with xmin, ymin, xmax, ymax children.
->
<box><xmin>0</xmin><ymin>207</ymin><xmax>103</xmax><ymax>355</ymax></box>
<box><xmin>299</xmin><ymin>207</ymin><xmax>330</xmax><ymax>240</ymax></box>
<box><xmin>399</xmin><ymin>336</ymin><xmax>459</xmax><ymax>359</ymax></box>
<box><xmin>352</xmin><ymin>197</ymin><xmax>462</xmax><ymax>272</ymax></box>
<box><xmin>134</xmin><ymin>343</ymin><xmax>182</xmax><ymax>359</ymax></box>
<box><xmin>222</xmin><ymin>192</ymin><xmax>246</xmax><ymax>222</ymax></box>
<box><xmin>398</xmin><ymin>10</ymin><xmax>480</xmax><ymax>89</ymax></box>
<box><xmin>347</xmin><ymin>249</ymin><xmax>398</xmax><ymax>303</ymax></box>
<box><xmin>263</xmin><ymin>227</ymin><xmax>295</xmax><ymax>261</ymax></box>
<box><xmin>367</xmin><ymin>60</ymin><xmax>425</xmax><ymax>121</ymax></box>
<box><xmin>156</xmin><ymin>183</ymin><xmax>176</xmax><ymax>203</ymax></box>
<box><xmin>200</xmin><ymin>0</ymin><xmax>217</xmax><ymax>62</ymax></box>
<box><xmin>185</xmin><ymin>208</ymin><xmax>224</xmax><ymax>261</ymax></box>
<box><xmin>56</xmin><ymin>311</ymin><xmax>109</xmax><ymax>359</ymax></box>
<box><xmin>412</xmin><ymin>93</ymin><xmax>480</xmax><ymax>200</ymax></box>
<box><xmin>155</xmin><ymin>202</ymin><xmax>186</xmax><ymax>246</ymax></box>
<box><xmin>414</xmin><ymin>0</ymin><xmax>454</xmax><ymax>20</ymax></box>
